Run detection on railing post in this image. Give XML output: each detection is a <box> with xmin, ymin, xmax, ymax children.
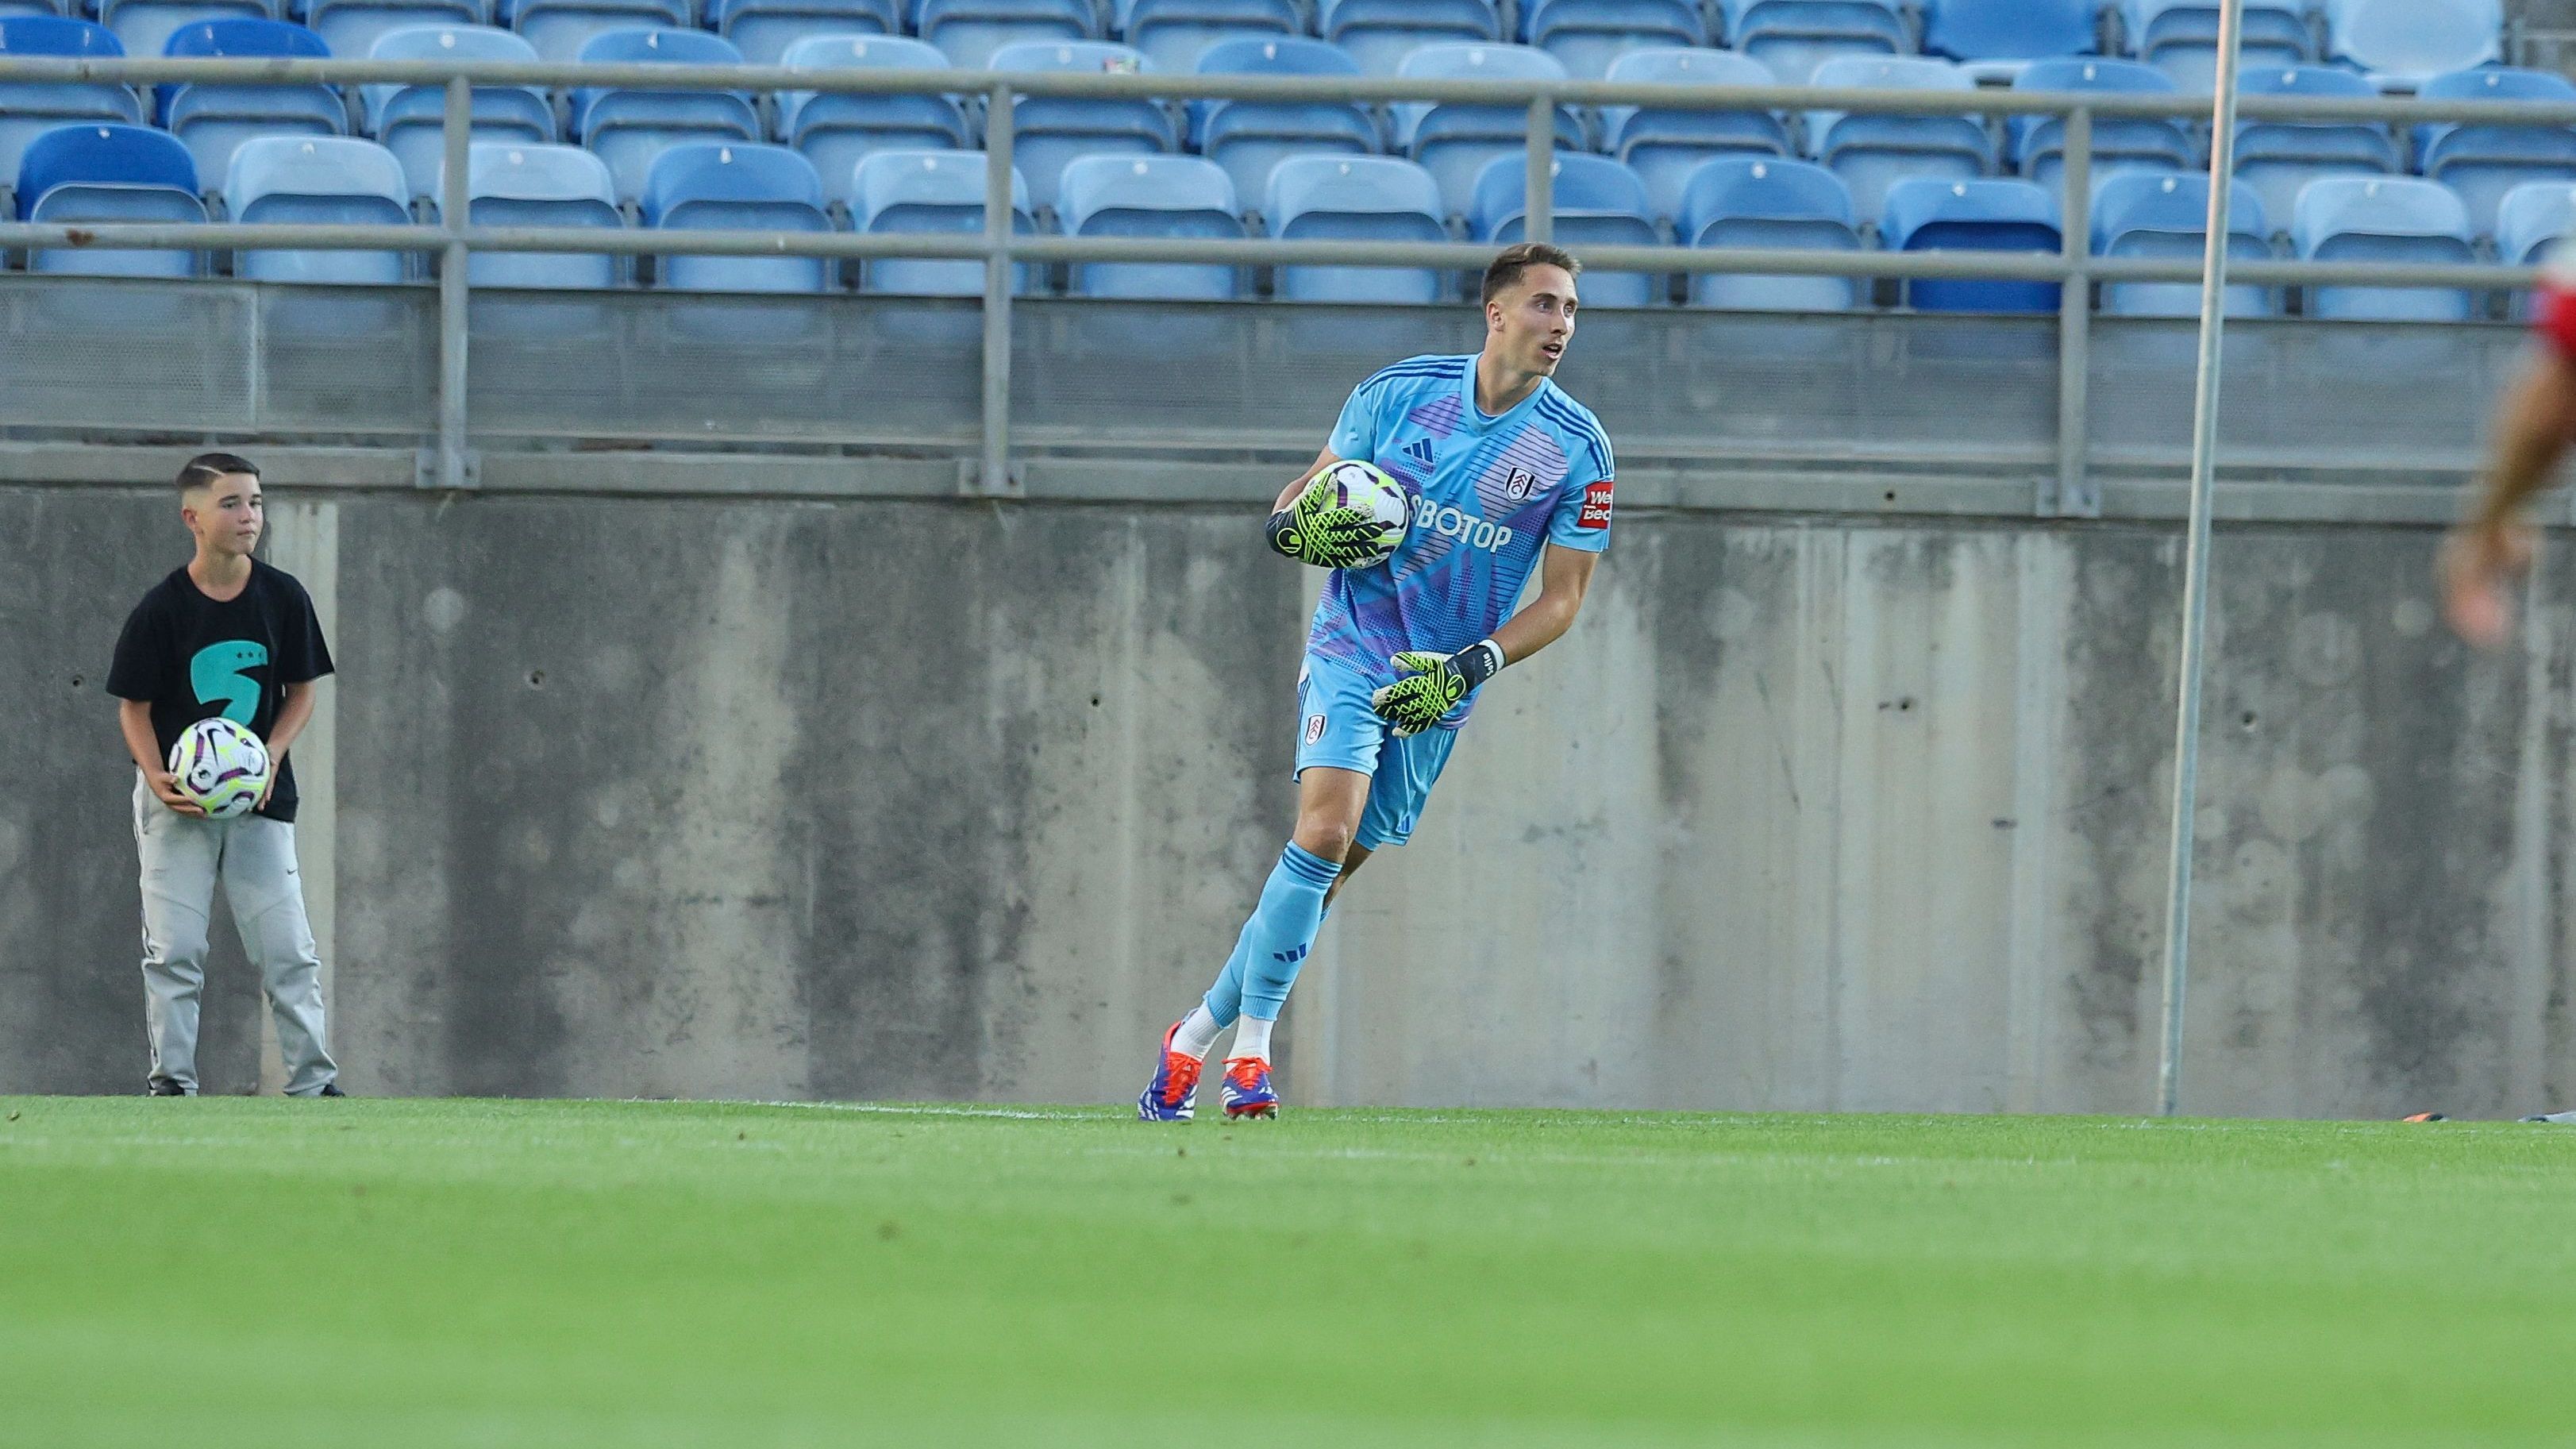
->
<box><xmin>2054</xmin><ymin>105</ymin><xmax>2094</xmax><ymax>517</ymax></box>
<box><xmin>1523</xmin><ymin>93</ymin><xmax>1553</xmax><ymax>245</ymax></box>
<box><xmin>977</xmin><ymin>81</ymin><xmax>1017</xmax><ymax>498</ymax></box>
<box><xmin>430</xmin><ymin>73</ymin><xmax>473</xmax><ymax>491</ymax></box>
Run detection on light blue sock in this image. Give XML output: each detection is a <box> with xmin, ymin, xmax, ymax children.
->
<box><xmin>1202</xmin><ymin>843</ymin><xmax>1341</xmax><ymax>1025</ymax></box>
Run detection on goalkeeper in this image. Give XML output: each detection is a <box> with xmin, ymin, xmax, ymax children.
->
<box><xmin>1140</xmin><ymin>243</ymin><xmax>1617</xmax><ymax>1122</ymax></box>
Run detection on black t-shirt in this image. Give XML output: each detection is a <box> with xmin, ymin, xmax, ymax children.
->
<box><xmin>107</xmin><ymin>560</ymin><xmax>333</xmax><ymax>823</ymax></box>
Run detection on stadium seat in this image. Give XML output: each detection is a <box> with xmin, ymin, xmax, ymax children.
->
<box><xmin>1115</xmin><ymin>0</ymin><xmax>1295</xmax><ymax>78</ymax></box>
<box><xmin>1676</xmin><ymin>154</ymin><xmax>1863</xmax><ymax>310</ymax></box>
<box><xmin>0</xmin><ymin>0</ymin><xmax>66</xmax><ymax>15</ymax></box>
<box><xmin>2497</xmin><ymin>179</ymin><xmax>2576</xmax><ymax>265</ymax></box>
<box><xmin>1318</xmin><ymin>0</ymin><xmax>1499</xmax><ymax>77</ymax></box>
<box><xmin>225</xmin><ymin>133</ymin><xmax>410</xmax><ymax>282</ymax></box>
<box><xmin>777</xmin><ymin>35</ymin><xmax>969</xmax><ymax>209</ymax></box>
<box><xmin>1519</xmin><ymin>0</ymin><xmax>1706</xmax><ymax>82</ymax></box>
<box><xmin>1265</xmin><ymin>153</ymin><xmax>1448</xmax><ymax>303</ymax></box>
<box><xmin>499</xmin><ymin>0</ymin><xmax>686</xmax><ymax>64</ymax></box>
<box><xmin>0</xmin><ymin>18</ymin><xmax>142</xmax><ymax>206</ymax></box>
<box><xmin>2009</xmin><ymin>58</ymin><xmax>2193</xmax><ymax>191</ymax></box>
<box><xmin>456</xmin><ymin>140</ymin><xmax>623</xmax><ymax>287</ymax></box>
<box><xmin>2089</xmin><ymin>170</ymin><xmax>2270</xmax><ymax>315</ymax></box>
<box><xmin>2293</xmin><ymin>174</ymin><xmax>2477</xmax><ymax>320</ymax></box>
<box><xmin>641</xmin><ymin>141</ymin><xmax>833</xmax><ymax>291</ymax></box>
<box><xmin>2321</xmin><ymin>0</ymin><xmax>2501</xmax><ymax>90</ymax></box>
<box><xmin>98</xmin><ymin>0</ymin><xmax>272</xmax><ymax>67</ymax></box>
<box><xmin>917</xmin><ymin>0</ymin><xmax>1095</xmax><ymax>71</ymax></box>
<box><xmin>987</xmin><ymin>40</ymin><xmax>1175</xmax><ymax>214</ymax></box>
<box><xmin>1191</xmin><ymin>36</ymin><xmax>1377</xmax><ymax>209</ymax></box>
<box><xmin>365</xmin><ymin>25</ymin><xmax>553</xmax><ymax>200</ymax></box>
<box><xmin>851</xmin><ymin>147</ymin><xmax>1034</xmax><ymax>295</ymax></box>
<box><xmin>1390</xmin><ymin>43</ymin><xmax>1583</xmax><ymax>222</ymax></box>
<box><xmin>1716</xmin><ymin>0</ymin><xmax>1906</xmax><ymax>88</ymax></box>
<box><xmin>1597</xmin><ymin>47</ymin><xmax>1790</xmax><ymax>225</ymax></box>
<box><xmin>1881</xmin><ymin>175</ymin><xmax>2060</xmax><ymax>312</ymax></box>
<box><xmin>2120</xmin><ymin>0</ymin><xmax>2311</xmax><ymax>92</ymax></box>
<box><xmin>569</xmin><ymin>29</ymin><xmax>760</xmax><ymax>205</ymax></box>
<box><xmin>298</xmin><ymin>0</ymin><xmax>476</xmax><ymax>61</ymax></box>
<box><xmin>708</xmin><ymin>0</ymin><xmax>895</xmax><ymax>66</ymax></box>
<box><xmin>17</xmin><ymin>122</ymin><xmax>205</xmax><ymax>276</ymax></box>
<box><xmin>158</xmin><ymin>19</ymin><xmax>345</xmax><ymax>189</ymax></box>
<box><xmin>1469</xmin><ymin>152</ymin><xmax>1659</xmax><ymax>306</ymax></box>
<box><xmin>1804</xmin><ymin>56</ymin><xmax>1993</xmax><ymax>225</ymax></box>
<box><xmin>1920</xmin><ymin>0</ymin><xmax>2097</xmax><ymax>79</ymax></box>
<box><xmin>1059</xmin><ymin>152</ymin><xmax>1241</xmax><ymax>299</ymax></box>
<box><xmin>2231</xmin><ymin>65</ymin><xmax>2397</xmax><ymax>238</ymax></box>
<box><xmin>2413</xmin><ymin>68</ymin><xmax>2576</xmax><ymax>242</ymax></box>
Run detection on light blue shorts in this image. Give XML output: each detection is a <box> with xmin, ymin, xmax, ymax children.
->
<box><xmin>1294</xmin><ymin>654</ymin><xmax>1461</xmax><ymax>851</ymax></box>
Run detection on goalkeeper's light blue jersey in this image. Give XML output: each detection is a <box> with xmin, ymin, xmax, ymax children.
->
<box><xmin>1307</xmin><ymin>353</ymin><xmax>1615</xmax><ymax>727</ymax></box>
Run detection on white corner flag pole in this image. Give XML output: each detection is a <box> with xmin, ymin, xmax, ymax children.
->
<box><xmin>2155</xmin><ymin>0</ymin><xmax>2249</xmax><ymax>1119</ymax></box>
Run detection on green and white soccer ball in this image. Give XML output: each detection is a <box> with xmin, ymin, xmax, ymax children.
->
<box><xmin>1315</xmin><ymin>459</ymin><xmax>1411</xmax><ymax>568</ymax></box>
<box><xmin>168</xmin><ymin>717</ymin><xmax>271</xmax><ymax>819</ymax></box>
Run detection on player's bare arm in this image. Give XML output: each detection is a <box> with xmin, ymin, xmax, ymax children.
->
<box><xmin>2443</xmin><ymin>346</ymin><xmax>2576</xmax><ymax>648</ymax></box>
<box><xmin>1491</xmin><ymin>543</ymin><xmax>1599</xmax><ymax>665</ymax></box>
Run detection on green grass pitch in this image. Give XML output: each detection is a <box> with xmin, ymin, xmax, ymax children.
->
<box><xmin>2</xmin><ymin>1096</ymin><xmax>2572</xmax><ymax>1446</ymax></box>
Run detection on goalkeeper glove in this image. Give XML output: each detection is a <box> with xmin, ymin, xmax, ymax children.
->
<box><xmin>1369</xmin><ymin>641</ymin><xmax>1505</xmax><ymax>737</ymax></box>
<box><xmin>1268</xmin><ymin>470</ymin><xmax>1387</xmax><ymax>570</ymax></box>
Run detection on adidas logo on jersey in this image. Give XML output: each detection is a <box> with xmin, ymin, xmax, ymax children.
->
<box><xmin>1402</xmin><ymin>437</ymin><xmax>1435</xmax><ymax>469</ymax></box>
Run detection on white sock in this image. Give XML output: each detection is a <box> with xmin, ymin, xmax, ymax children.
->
<box><xmin>1230</xmin><ymin>1016</ymin><xmax>1274</xmax><ymax>1062</ymax></box>
<box><xmin>1171</xmin><ymin>1005</ymin><xmax>1222</xmax><ymax>1061</ymax></box>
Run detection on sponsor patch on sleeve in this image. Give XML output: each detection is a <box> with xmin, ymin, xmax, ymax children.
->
<box><xmin>1577</xmin><ymin>479</ymin><xmax>1615</xmax><ymax>530</ymax></box>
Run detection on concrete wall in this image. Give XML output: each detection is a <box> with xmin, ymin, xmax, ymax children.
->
<box><xmin>6</xmin><ymin>483</ymin><xmax>2570</xmax><ymax>1118</ymax></box>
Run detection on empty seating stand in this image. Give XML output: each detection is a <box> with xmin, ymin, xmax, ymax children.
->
<box><xmin>17</xmin><ymin>121</ymin><xmax>206</xmax><ymax>276</ymax></box>
<box><xmin>2231</xmin><ymin>65</ymin><xmax>2397</xmax><ymax>238</ymax></box>
<box><xmin>917</xmin><ymin>0</ymin><xmax>1095</xmax><ymax>71</ymax></box>
<box><xmin>642</xmin><ymin>140</ymin><xmax>832</xmax><ymax>291</ymax></box>
<box><xmin>1191</xmin><ymin>35</ymin><xmax>1376</xmax><ymax>210</ymax></box>
<box><xmin>1318</xmin><ymin>0</ymin><xmax>1498</xmax><ymax>77</ymax></box>
<box><xmin>1265</xmin><ymin>152</ymin><xmax>1447</xmax><ymax>303</ymax></box>
<box><xmin>159</xmin><ymin>18</ymin><xmax>343</xmax><ymax>189</ymax></box>
<box><xmin>1389</xmin><ymin>41</ymin><xmax>1581</xmax><ymax>222</ymax></box>
<box><xmin>1677</xmin><ymin>154</ymin><xmax>1864</xmax><ymax>310</ymax></box>
<box><xmin>986</xmin><ymin>39</ymin><xmax>1175</xmax><ymax>214</ymax></box>
<box><xmin>569</xmin><ymin>28</ymin><xmax>760</xmax><ymax>205</ymax></box>
<box><xmin>2009</xmin><ymin>57</ymin><xmax>2192</xmax><ymax>191</ymax></box>
<box><xmin>2293</xmin><ymin>174</ymin><xmax>2477</xmax><ymax>321</ymax></box>
<box><xmin>1469</xmin><ymin>151</ymin><xmax>1658</xmax><ymax>306</ymax></box>
<box><xmin>1881</xmin><ymin>175</ymin><xmax>2060</xmax><ymax>313</ymax></box>
<box><xmin>1115</xmin><ymin>0</ymin><xmax>1296</xmax><ymax>78</ymax></box>
<box><xmin>2414</xmin><ymin>67</ymin><xmax>2576</xmax><ymax>242</ymax></box>
<box><xmin>1718</xmin><ymin>0</ymin><xmax>1905</xmax><ymax>89</ymax></box>
<box><xmin>1805</xmin><ymin>55</ymin><xmax>1992</xmax><ymax>225</ymax></box>
<box><xmin>1058</xmin><ymin>150</ymin><xmax>1241</xmax><ymax>299</ymax></box>
<box><xmin>366</xmin><ymin>24</ymin><xmax>553</xmax><ymax>201</ymax></box>
<box><xmin>0</xmin><ymin>17</ymin><xmax>144</xmax><ymax>201</ymax></box>
<box><xmin>850</xmin><ymin>146</ymin><xmax>1034</xmax><ymax>295</ymax></box>
<box><xmin>2324</xmin><ymin>0</ymin><xmax>2501</xmax><ymax>91</ymax></box>
<box><xmin>225</xmin><ymin>132</ymin><xmax>410</xmax><ymax>282</ymax></box>
<box><xmin>776</xmin><ymin>33</ymin><xmax>970</xmax><ymax>209</ymax></box>
<box><xmin>1599</xmin><ymin>46</ymin><xmax>1789</xmax><ymax>225</ymax></box>
<box><xmin>709</xmin><ymin>0</ymin><xmax>897</xmax><ymax>66</ymax></box>
<box><xmin>2090</xmin><ymin>169</ymin><xmax>2270</xmax><ymax>316</ymax></box>
<box><xmin>1519</xmin><ymin>0</ymin><xmax>1706</xmax><ymax>83</ymax></box>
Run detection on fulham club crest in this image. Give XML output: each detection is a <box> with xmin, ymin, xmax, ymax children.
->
<box><xmin>1502</xmin><ymin>466</ymin><xmax>1538</xmax><ymax>502</ymax></box>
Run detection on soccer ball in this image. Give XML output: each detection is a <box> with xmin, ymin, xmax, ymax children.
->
<box><xmin>167</xmin><ymin>717</ymin><xmax>271</xmax><ymax>819</ymax></box>
<box><xmin>1314</xmin><ymin>460</ymin><xmax>1411</xmax><ymax>568</ymax></box>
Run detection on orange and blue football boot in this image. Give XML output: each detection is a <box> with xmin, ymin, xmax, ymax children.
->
<box><xmin>1138</xmin><ymin>1020</ymin><xmax>1203</xmax><ymax>1122</ymax></box>
<box><xmin>1221</xmin><ymin>1057</ymin><xmax>1279</xmax><ymax>1120</ymax></box>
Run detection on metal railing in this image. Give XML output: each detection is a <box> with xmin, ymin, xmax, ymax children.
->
<box><xmin>0</xmin><ymin>54</ymin><xmax>2559</xmax><ymax>502</ymax></box>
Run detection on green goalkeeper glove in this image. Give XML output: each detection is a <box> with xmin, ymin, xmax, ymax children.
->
<box><xmin>1269</xmin><ymin>470</ymin><xmax>1387</xmax><ymax>570</ymax></box>
<box><xmin>1369</xmin><ymin>641</ymin><xmax>1505</xmax><ymax>737</ymax></box>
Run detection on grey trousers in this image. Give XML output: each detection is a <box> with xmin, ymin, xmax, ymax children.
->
<box><xmin>133</xmin><ymin>773</ymin><xmax>338</xmax><ymax>1096</ymax></box>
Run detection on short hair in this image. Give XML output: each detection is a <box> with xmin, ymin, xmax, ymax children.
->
<box><xmin>1481</xmin><ymin>242</ymin><xmax>1581</xmax><ymax>306</ymax></box>
<box><xmin>177</xmin><ymin>452</ymin><xmax>260</xmax><ymax>495</ymax></box>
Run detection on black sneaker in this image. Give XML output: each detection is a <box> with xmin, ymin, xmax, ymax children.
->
<box><xmin>316</xmin><ymin>1083</ymin><xmax>346</xmax><ymax>1097</ymax></box>
<box><xmin>146</xmin><ymin>1080</ymin><xmax>188</xmax><ymax>1096</ymax></box>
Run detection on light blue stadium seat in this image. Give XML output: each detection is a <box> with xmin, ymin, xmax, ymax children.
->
<box><xmin>2232</xmin><ymin>64</ymin><xmax>2396</xmax><ymax>236</ymax></box>
<box><xmin>641</xmin><ymin>141</ymin><xmax>833</xmax><ymax>291</ymax></box>
<box><xmin>777</xmin><ymin>34</ymin><xmax>968</xmax><ymax>209</ymax></box>
<box><xmin>2293</xmin><ymin>174</ymin><xmax>2476</xmax><ymax>320</ymax></box>
<box><xmin>1469</xmin><ymin>152</ymin><xmax>1660</xmax><ymax>306</ymax></box>
<box><xmin>0</xmin><ymin>0</ymin><xmax>67</xmax><ymax>15</ymax></box>
<box><xmin>0</xmin><ymin>18</ymin><xmax>141</xmax><ymax>203</ymax></box>
<box><xmin>1598</xmin><ymin>48</ymin><xmax>1789</xmax><ymax>224</ymax></box>
<box><xmin>2089</xmin><ymin>170</ymin><xmax>2270</xmax><ymax>315</ymax></box>
<box><xmin>1060</xmin><ymin>151</ymin><xmax>1240</xmax><ymax>299</ymax></box>
<box><xmin>2322</xmin><ymin>0</ymin><xmax>2500</xmax><ymax>90</ymax></box>
<box><xmin>1921</xmin><ymin>0</ymin><xmax>2097</xmax><ymax>80</ymax></box>
<box><xmin>916</xmin><ymin>0</ymin><xmax>1095</xmax><ymax>70</ymax></box>
<box><xmin>1882</xmin><ymin>175</ymin><xmax>2060</xmax><ymax>312</ymax></box>
<box><xmin>2413</xmin><ymin>67</ymin><xmax>2576</xmax><ymax>242</ymax></box>
<box><xmin>1115</xmin><ymin>0</ymin><xmax>1294</xmax><ymax>77</ymax></box>
<box><xmin>296</xmin><ymin>0</ymin><xmax>476</xmax><ymax>63</ymax></box>
<box><xmin>1266</xmin><ymin>153</ymin><xmax>1447</xmax><ymax>303</ymax></box>
<box><xmin>158</xmin><ymin>19</ymin><xmax>345</xmax><ymax>189</ymax></box>
<box><xmin>225</xmin><ymin>133</ymin><xmax>409</xmax><ymax>282</ymax></box>
<box><xmin>1390</xmin><ymin>42</ymin><xmax>1583</xmax><ymax>222</ymax></box>
<box><xmin>1318</xmin><ymin>0</ymin><xmax>1499</xmax><ymax>77</ymax></box>
<box><xmin>1519</xmin><ymin>0</ymin><xmax>1705</xmax><ymax>82</ymax></box>
<box><xmin>1715</xmin><ymin>0</ymin><xmax>1906</xmax><ymax>88</ymax></box>
<box><xmin>1677</xmin><ymin>154</ymin><xmax>1863</xmax><ymax>310</ymax></box>
<box><xmin>366</xmin><ymin>25</ymin><xmax>553</xmax><ymax>199</ymax></box>
<box><xmin>98</xmin><ymin>0</ymin><xmax>272</xmax><ymax>67</ymax></box>
<box><xmin>2010</xmin><ymin>58</ymin><xmax>2192</xmax><ymax>190</ymax></box>
<box><xmin>1191</xmin><ymin>36</ymin><xmax>1376</xmax><ymax>208</ymax></box>
<box><xmin>708</xmin><ymin>0</ymin><xmax>895</xmax><ymax>65</ymax></box>
<box><xmin>988</xmin><ymin>39</ymin><xmax>1176</xmax><ymax>213</ymax></box>
<box><xmin>2497</xmin><ymin>179</ymin><xmax>2576</xmax><ymax>265</ymax></box>
<box><xmin>570</xmin><ymin>29</ymin><xmax>760</xmax><ymax>204</ymax></box>
<box><xmin>852</xmin><ymin>146</ymin><xmax>1034</xmax><ymax>294</ymax></box>
<box><xmin>2120</xmin><ymin>0</ymin><xmax>2310</xmax><ymax>91</ymax></box>
<box><xmin>1805</xmin><ymin>55</ymin><xmax>1992</xmax><ymax>225</ymax></box>
<box><xmin>17</xmin><ymin>121</ymin><xmax>205</xmax><ymax>275</ymax></box>
<box><xmin>498</xmin><ymin>0</ymin><xmax>685</xmax><ymax>64</ymax></box>
<box><xmin>457</xmin><ymin>139</ymin><xmax>623</xmax><ymax>287</ymax></box>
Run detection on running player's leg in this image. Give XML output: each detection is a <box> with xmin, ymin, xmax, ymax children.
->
<box><xmin>221</xmin><ymin>813</ymin><xmax>338</xmax><ymax>1096</ymax></box>
<box><xmin>133</xmin><ymin>774</ymin><xmax>220</xmax><ymax>1096</ymax></box>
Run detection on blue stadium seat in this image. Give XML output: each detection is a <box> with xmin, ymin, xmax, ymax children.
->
<box><xmin>2232</xmin><ymin>65</ymin><xmax>2397</xmax><ymax>237</ymax></box>
<box><xmin>1519</xmin><ymin>0</ymin><xmax>1705</xmax><ymax>82</ymax></box>
<box><xmin>1882</xmin><ymin>176</ymin><xmax>2060</xmax><ymax>312</ymax></box>
<box><xmin>225</xmin><ymin>133</ymin><xmax>409</xmax><ymax>282</ymax></box>
<box><xmin>776</xmin><ymin>35</ymin><xmax>968</xmax><ymax>209</ymax></box>
<box><xmin>17</xmin><ymin>121</ymin><xmax>204</xmax><ymax>276</ymax></box>
<box><xmin>1716</xmin><ymin>0</ymin><xmax>1906</xmax><ymax>88</ymax></box>
<box><xmin>298</xmin><ymin>0</ymin><xmax>476</xmax><ymax>61</ymax></box>
<box><xmin>365</xmin><ymin>25</ymin><xmax>551</xmax><ymax>199</ymax></box>
<box><xmin>2497</xmin><ymin>179</ymin><xmax>2576</xmax><ymax>265</ymax></box>
<box><xmin>458</xmin><ymin>140</ymin><xmax>623</xmax><ymax>287</ymax></box>
<box><xmin>1676</xmin><ymin>154</ymin><xmax>1863</xmax><ymax>310</ymax></box>
<box><xmin>2293</xmin><ymin>174</ymin><xmax>2476</xmax><ymax>320</ymax></box>
<box><xmin>917</xmin><ymin>0</ymin><xmax>1095</xmax><ymax>71</ymax></box>
<box><xmin>158</xmin><ymin>19</ymin><xmax>345</xmax><ymax>189</ymax></box>
<box><xmin>641</xmin><ymin>141</ymin><xmax>832</xmax><ymax>291</ymax></box>
<box><xmin>2413</xmin><ymin>68</ymin><xmax>2576</xmax><ymax>241</ymax></box>
<box><xmin>0</xmin><ymin>0</ymin><xmax>67</xmax><ymax>15</ymax></box>
<box><xmin>2089</xmin><ymin>170</ymin><xmax>2270</xmax><ymax>315</ymax></box>
<box><xmin>1390</xmin><ymin>43</ymin><xmax>1582</xmax><ymax>222</ymax></box>
<box><xmin>0</xmin><ymin>18</ymin><xmax>141</xmax><ymax>204</ymax></box>
<box><xmin>1804</xmin><ymin>56</ymin><xmax>1992</xmax><ymax>225</ymax></box>
<box><xmin>988</xmin><ymin>40</ymin><xmax>1176</xmax><ymax>214</ymax></box>
<box><xmin>499</xmin><ymin>0</ymin><xmax>685</xmax><ymax>64</ymax></box>
<box><xmin>708</xmin><ymin>0</ymin><xmax>895</xmax><ymax>66</ymax></box>
<box><xmin>1318</xmin><ymin>0</ymin><xmax>1499</xmax><ymax>77</ymax></box>
<box><xmin>570</xmin><ymin>29</ymin><xmax>760</xmax><ymax>204</ymax></box>
<box><xmin>1115</xmin><ymin>0</ymin><xmax>1295</xmax><ymax>77</ymax></box>
<box><xmin>98</xmin><ymin>0</ymin><xmax>272</xmax><ymax>67</ymax></box>
<box><xmin>1921</xmin><ymin>0</ymin><xmax>2097</xmax><ymax>79</ymax></box>
<box><xmin>851</xmin><ymin>146</ymin><xmax>1034</xmax><ymax>294</ymax></box>
<box><xmin>1265</xmin><ymin>153</ymin><xmax>1447</xmax><ymax>303</ymax></box>
<box><xmin>2009</xmin><ymin>58</ymin><xmax>2192</xmax><ymax>190</ymax></box>
<box><xmin>1598</xmin><ymin>47</ymin><xmax>1789</xmax><ymax>225</ymax></box>
<box><xmin>2322</xmin><ymin>0</ymin><xmax>2500</xmax><ymax>89</ymax></box>
<box><xmin>1469</xmin><ymin>152</ymin><xmax>1659</xmax><ymax>306</ymax></box>
<box><xmin>1060</xmin><ymin>152</ymin><xmax>1241</xmax><ymax>299</ymax></box>
<box><xmin>2120</xmin><ymin>0</ymin><xmax>2310</xmax><ymax>91</ymax></box>
<box><xmin>1191</xmin><ymin>36</ymin><xmax>1376</xmax><ymax>209</ymax></box>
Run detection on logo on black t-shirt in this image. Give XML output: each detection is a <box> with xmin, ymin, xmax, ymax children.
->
<box><xmin>190</xmin><ymin>641</ymin><xmax>268</xmax><ymax>726</ymax></box>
